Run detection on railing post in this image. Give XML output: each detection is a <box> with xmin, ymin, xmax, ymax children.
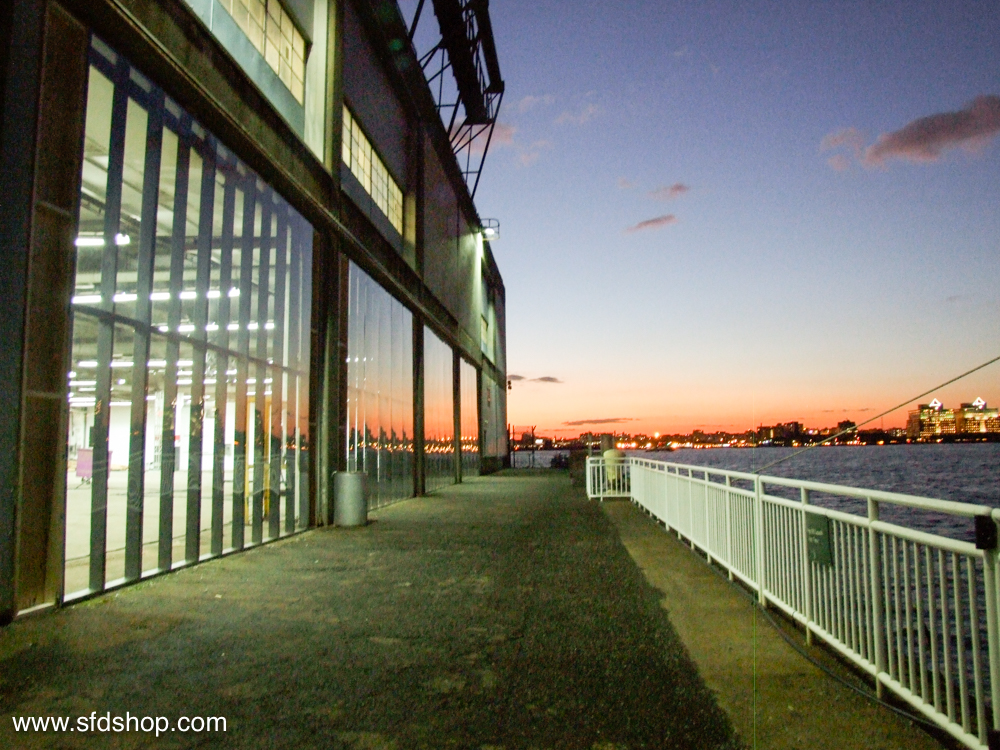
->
<box><xmin>725</xmin><ymin>475</ymin><xmax>734</xmax><ymax>581</ymax></box>
<box><xmin>754</xmin><ymin>475</ymin><xmax>767</xmax><ymax>606</ymax></box>
<box><xmin>983</xmin><ymin>516</ymin><xmax>1000</xmax><ymax>733</ymax></box>
<box><xmin>585</xmin><ymin>458</ymin><xmax>593</xmax><ymax>498</ymax></box>
<box><xmin>868</xmin><ymin>497</ymin><xmax>887</xmax><ymax>699</ymax></box>
<box><xmin>704</xmin><ymin>470</ymin><xmax>712</xmax><ymax>564</ymax></box>
<box><xmin>688</xmin><ymin>468</ymin><xmax>695</xmax><ymax>550</ymax></box>
<box><xmin>800</xmin><ymin>487</ymin><xmax>813</xmax><ymax>646</ymax></box>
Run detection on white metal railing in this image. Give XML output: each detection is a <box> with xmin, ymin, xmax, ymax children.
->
<box><xmin>586</xmin><ymin>455</ymin><xmax>1000</xmax><ymax>750</ymax></box>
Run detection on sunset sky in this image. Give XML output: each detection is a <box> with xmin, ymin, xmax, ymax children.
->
<box><xmin>408</xmin><ymin>0</ymin><xmax>1000</xmax><ymax>435</ymax></box>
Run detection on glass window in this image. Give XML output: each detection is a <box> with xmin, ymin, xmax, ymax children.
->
<box><xmin>460</xmin><ymin>359</ymin><xmax>479</xmax><ymax>477</ymax></box>
<box><xmin>342</xmin><ymin>105</ymin><xmax>404</xmax><ymax>235</ymax></box>
<box><xmin>346</xmin><ymin>263</ymin><xmax>414</xmax><ymax>509</ymax></box>
<box><xmin>65</xmin><ymin>37</ymin><xmax>313</xmax><ymax>599</ymax></box>
<box><xmin>219</xmin><ymin>0</ymin><xmax>306</xmax><ymax>104</ymax></box>
<box><xmin>423</xmin><ymin>328</ymin><xmax>454</xmax><ymax>493</ymax></box>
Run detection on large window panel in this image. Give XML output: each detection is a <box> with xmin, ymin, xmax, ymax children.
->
<box><xmin>424</xmin><ymin>328</ymin><xmax>454</xmax><ymax>493</ymax></box>
<box><xmin>460</xmin><ymin>359</ymin><xmax>479</xmax><ymax>477</ymax></box>
<box><xmin>65</xmin><ymin>37</ymin><xmax>313</xmax><ymax>600</ymax></box>
<box><xmin>345</xmin><ymin>263</ymin><xmax>413</xmax><ymax>509</ymax></box>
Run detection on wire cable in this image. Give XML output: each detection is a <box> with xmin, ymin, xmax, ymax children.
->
<box><xmin>753</xmin><ymin>353</ymin><xmax>1000</xmax><ymax>475</ymax></box>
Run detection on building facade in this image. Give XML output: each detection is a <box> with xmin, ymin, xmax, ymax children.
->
<box><xmin>906</xmin><ymin>398</ymin><xmax>1000</xmax><ymax>440</ymax></box>
<box><xmin>0</xmin><ymin>0</ymin><xmax>507</xmax><ymax>624</ymax></box>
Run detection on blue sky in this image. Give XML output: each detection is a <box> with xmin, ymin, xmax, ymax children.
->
<box><xmin>405</xmin><ymin>0</ymin><xmax>1000</xmax><ymax>434</ymax></box>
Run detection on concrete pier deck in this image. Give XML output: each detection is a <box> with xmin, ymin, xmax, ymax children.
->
<box><xmin>1</xmin><ymin>471</ymin><xmax>945</xmax><ymax>748</ymax></box>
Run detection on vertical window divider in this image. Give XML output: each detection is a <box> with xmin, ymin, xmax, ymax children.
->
<box><xmin>251</xmin><ymin>196</ymin><xmax>273</xmax><ymax>545</ymax></box>
<box><xmin>124</xmin><ymin>88</ymin><xmax>165</xmax><ymax>581</ymax></box>
<box><xmin>268</xmin><ymin>205</ymin><xmax>288</xmax><ymax>539</ymax></box>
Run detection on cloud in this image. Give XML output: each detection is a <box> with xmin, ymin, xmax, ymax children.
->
<box><xmin>517</xmin><ymin>94</ymin><xmax>554</xmax><ymax>113</ymax></box>
<box><xmin>625</xmin><ymin>214</ymin><xmax>677</xmax><ymax>233</ymax></box>
<box><xmin>556</xmin><ymin>103</ymin><xmax>600</xmax><ymax>126</ymax></box>
<box><xmin>827</xmin><ymin>154</ymin><xmax>851</xmax><ymax>172</ymax></box>
<box><xmin>864</xmin><ymin>96</ymin><xmax>1000</xmax><ymax>165</ymax></box>
<box><xmin>822</xmin><ymin>97</ymin><xmax>1000</xmax><ymax>169</ymax></box>
<box><xmin>508</xmin><ymin>374</ymin><xmax>525</xmax><ymax>381</ymax></box>
<box><xmin>617</xmin><ymin>177</ymin><xmax>635</xmax><ymax>190</ymax></box>
<box><xmin>649</xmin><ymin>183</ymin><xmax>690</xmax><ymax>200</ymax></box>
<box><xmin>563</xmin><ymin>417</ymin><xmax>635</xmax><ymax>426</ymax></box>
<box><xmin>531</xmin><ymin>376</ymin><xmax>562</xmax><ymax>383</ymax></box>
<box><xmin>821</xmin><ymin>127</ymin><xmax>865</xmax><ymax>158</ymax></box>
<box><xmin>518</xmin><ymin>140</ymin><xmax>551</xmax><ymax>167</ymax></box>
<box><xmin>673</xmin><ymin>46</ymin><xmax>689</xmax><ymax>58</ymax></box>
<box><xmin>490</xmin><ymin>122</ymin><xmax>517</xmax><ymax>146</ymax></box>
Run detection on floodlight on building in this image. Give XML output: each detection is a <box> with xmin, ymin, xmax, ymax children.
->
<box><xmin>481</xmin><ymin>218</ymin><xmax>499</xmax><ymax>240</ymax></box>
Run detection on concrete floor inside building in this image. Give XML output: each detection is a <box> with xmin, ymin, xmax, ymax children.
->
<box><xmin>2</xmin><ymin>471</ymin><xmax>948</xmax><ymax>749</ymax></box>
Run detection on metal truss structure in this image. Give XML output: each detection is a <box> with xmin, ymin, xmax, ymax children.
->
<box><xmin>409</xmin><ymin>0</ymin><xmax>504</xmax><ymax>200</ymax></box>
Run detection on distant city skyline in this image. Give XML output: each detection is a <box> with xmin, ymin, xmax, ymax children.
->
<box><xmin>413</xmin><ymin>0</ymin><xmax>1000</xmax><ymax>436</ymax></box>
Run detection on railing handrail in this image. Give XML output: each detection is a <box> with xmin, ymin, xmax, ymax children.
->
<box><xmin>589</xmin><ymin>455</ymin><xmax>995</xmax><ymax>518</ymax></box>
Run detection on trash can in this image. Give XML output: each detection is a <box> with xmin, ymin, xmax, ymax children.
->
<box><xmin>333</xmin><ymin>471</ymin><xmax>368</xmax><ymax>527</ymax></box>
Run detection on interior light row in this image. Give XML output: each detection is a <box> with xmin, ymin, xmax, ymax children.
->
<box><xmin>72</xmin><ymin>288</ymin><xmax>241</xmax><ymax>305</ymax></box>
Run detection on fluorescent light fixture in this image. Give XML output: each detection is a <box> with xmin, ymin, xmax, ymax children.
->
<box><xmin>227</xmin><ymin>323</ymin><xmax>239</xmax><ymax>331</ymax></box>
<box><xmin>247</xmin><ymin>322</ymin><xmax>259</xmax><ymax>330</ymax></box>
<box><xmin>147</xmin><ymin>360</ymin><xmax>167</xmax><ymax>367</ymax></box>
<box><xmin>177</xmin><ymin>360</ymin><xmax>193</xmax><ymax>367</ymax></box>
<box><xmin>72</xmin><ymin>294</ymin><xmax>102</xmax><ymax>305</ymax></box>
<box><xmin>176</xmin><ymin>379</ymin><xmax>193</xmax><ymax>385</ymax></box>
<box><xmin>177</xmin><ymin>370</ymin><xmax>193</xmax><ymax>377</ymax></box>
<box><xmin>205</xmin><ymin>323</ymin><xmax>219</xmax><ymax>331</ymax></box>
<box><xmin>207</xmin><ymin>289</ymin><xmax>221</xmax><ymax>299</ymax></box>
<box><xmin>247</xmin><ymin>378</ymin><xmax>256</xmax><ymax>384</ymax></box>
<box><xmin>110</xmin><ymin>360</ymin><xmax>133</xmax><ymax>368</ymax></box>
<box><xmin>112</xmin><ymin>293</ymin><xmax>137</xmax><ymax>303</ymax></box>
<box><xmin>114</xmin><ymin>233</ymin><xmax>130</xmax><ymax>246</ymax></box>
<box><xmin>150</xmin><ymin>291</ymin><xmax>170</xmax><ymax>301</ymax></box>
<box><xmin>179</xmin><ymin>291</ymin><xmax>197</xmax><ymax>300</ymax></box>
<box><xmin>177</xmin><ymin>324</ymin><xmax>195</xmax><ymax>332</ymax></box>
<box><xmin>75</xmin><ymin>237</ymin><xmax>104</xmax><ymax>247</ymax></box>
<box><xmin>226</xmin><ymin>369</ymin><xmax>237</xmax><ymax>375</ymax></box>
<box><xmin>69</xmin><ymin>380</ymin><xmax>97</xmax><ymax>386</ymax></box>
<box><xmin>227</xmin><ymin>287</ymin><xmax>240</xmax><ymax>297</ymax></box>
<box><xmin>264</xmin><ymin>321</ymin><xmax>275</xmax><ymax>330</ymax></box>
<box><xmin>204</xmin><ymin>378</ymin><xmax>217</xmax><ymax>385</ymax></box>
<box><xmin>77</xmin><ymin>360</ymin><xmax>98</xmax><ymax>367</ymax></box>
<box><xmin>67</xmin><ymin>371</ymin><xmax>77</xmax><ymax>378</ymax></box>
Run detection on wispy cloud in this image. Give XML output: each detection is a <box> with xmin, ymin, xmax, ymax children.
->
<box><xmin>649</xmin><ymin>183</ymin><xmax>690</xmax><ymax>200</ymax></box>
<box><xmin>865</xmin><ymin>96</ymin><xmax>1000</xmax><ymax>165</ymax></box>
<box><xmin>517</xmin><ymin>94</ymin><xmax>554</xmax><ymax>114</ymax></box>
<box><xmin>556</xmin><ymin>103</ymin><xmax>600</xmax><ymax>126</ymax></box>
<box><xmin>508</xmin><ymin>374</ymin><xmax>525</xmax><ymax>381</ymax></box>
<box><xmin>625</xmin><ymin>214</ymin><xmax>677</xmax><ymax>233</ymax></box>
<box><xmin>822</xmin><ymin>96</ymin><xmax>1000</xmax><ymax>169</ymax></box>
<box><xmin>518</xmin><ymin>140</ymin><xmax>552</xmax><ymax>167</ymax></box>
<box><xmin>617</xmin><ymin>177</ymin><xmax>635</xmax><ymax>190</ymax></box>
<box><xmin>451</xmin><ymin>122</ymin><xmax>516</xmax><ymax>155</ymax></box>
<box><xmin>531</xmin><ymin>376</ymin><xmax>563</xmax><ymax>383</ymax></box>
<box><xmin>563</xmin><ymin>417</ymin><xmax>635</xmax><ymax>426</ymax></box>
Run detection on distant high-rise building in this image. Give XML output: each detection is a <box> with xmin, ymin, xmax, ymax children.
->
<box><xmin>906</xmin><ymin>398</ymin><xmax>999</xmax><ymax>440</ymax></box>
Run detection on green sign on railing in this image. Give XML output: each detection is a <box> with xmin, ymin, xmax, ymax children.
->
<box><xmin>806</xmin><ymin>512</ymin><xmax>833</xmax><ymax>567</ymax></box>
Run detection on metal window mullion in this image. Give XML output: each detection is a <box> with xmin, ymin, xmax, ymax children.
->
<box><xmin>89</xmin><ymin>61</ymin><xmax>130</xmax><ymax>592</ymax></box>
<box><xmin>285</xmin><ymin>221</ymin><xmax>302</xmax><ymax>531</ymax></box>
<box><xmin>210</xmin><ymin>174</ymin><xmax>237</xmax><ymax>556</ymax></box>
<box><xmin>157</xmin><ymin>135</ymin><xmax>190</xmax><ymax>572</ymax></box>
<box><xmin>267</xmin><ymin>205</ymin><xmax>288</xmax><ymax>539</ymax></box>
<box><xmin>251</xmin><ymin>196</ymin><xmax>273</xmax><ymax>545</ymax></box>
<box><xmin>232</xmin><ymin>179</ymin><xmax>257</xmax><ymax>550</ymax></box>
<box><xmin>184</xmin><ymin>153</ymin><xmax>216</xmax><ymax>563</ymax></box>
<box><xmin>124</xmin><ymin>89</ymin><xmax>164</xmax><ymax>581</ymax></box>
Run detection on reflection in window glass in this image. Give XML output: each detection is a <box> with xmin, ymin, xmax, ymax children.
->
<box><xmin>65</xmin><ymin>37</ymin><xmax>313</xmax><ymax>599</ymax></box>
<box><xmin>346</xmin><ymin>263</ymin><xmax>414</xmax><ymax>509</ymax></box>
<box><xmin>460</xmin><ymin>359</ymin><xmax>479</xmax><ymax>477</ymax></box>
<box><xmin>424</xmin><ymin>327</ymin><xmax>454</xmax><ymax>493</ymax></box>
